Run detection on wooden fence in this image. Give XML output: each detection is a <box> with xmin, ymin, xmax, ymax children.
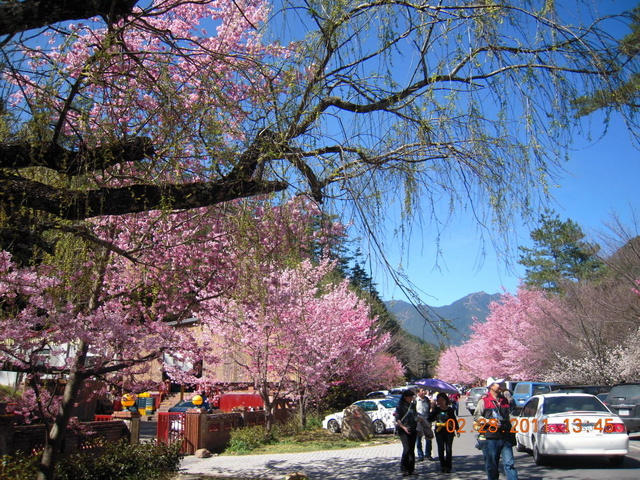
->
<box><xmin>0</xmin><ymin>414</ymin><xmax>130</xmax><ymax>457</ymax></box>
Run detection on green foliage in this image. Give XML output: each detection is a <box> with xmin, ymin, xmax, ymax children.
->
<box><xmin>226</xmin><ymin>425</ymin><xmax>275</xmax><ymax>454</ymax></box>
<box><xmin>226</xmin><ymin>414</ymin><xmax>328</xmax><ymax>454</ymax></box>
<box><xmin>300</xmin><ymin>412</ymin><xmax>324</xmax><ymax>431</ymax></box>
<box><xmin>53</xmin><ymin>440</ymin><xmax>183</xmax><ymax>480</ymax></box>
<box><xmin>573</xmin><ymin>5</ymin><xmax>640</xmax><ymax>116</ymax></box>
<box><xmin>318</xmin><ymin>383</ymin><xmax>360</xmax><ymax>413</ymax></box>
<box><xmin>0</xmin><ymin>453</ymin><xmax>39</xmax><ymax>480</ymax></box>
<box><xmin>0</xmin><ymin>385</ymin><xmax>20</xmax><ymax>403</ymax></box>
<box><xmin>518</xmin><ymin>210</ymin><xmax>604</xmax><ymax>293</ymax></box>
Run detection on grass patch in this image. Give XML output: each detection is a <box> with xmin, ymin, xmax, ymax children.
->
<box><xmin>223</xmin><ymin>420</ymin><xmax>398</xmax><ymax>456</ymax></box>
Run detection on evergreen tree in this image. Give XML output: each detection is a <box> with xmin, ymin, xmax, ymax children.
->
<box><xmin>573</xmin><ymin>5</ymin><xmax>640</xmax><ymax>116</ymax></box>
<box><xmin>518</xmin><ymin>211</ymin><xmax>604</xmax><ymax>293</ymax></box>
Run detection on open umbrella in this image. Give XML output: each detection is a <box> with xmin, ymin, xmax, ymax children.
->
<box><xmin>415</xmin><ymin>378</ymin><xmax>459</xmax><ymax>394</ymax></box>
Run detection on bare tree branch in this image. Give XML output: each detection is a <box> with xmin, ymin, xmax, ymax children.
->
<box><xmin>0</xmin><ymin>0</ymin><xmax>138</xmax><ymax>36</ymax></box>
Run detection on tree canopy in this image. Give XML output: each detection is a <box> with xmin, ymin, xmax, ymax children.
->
<box><xmin>1</xmin><ymin>2</ymin><xmax>639</xmax><ymax>478</ymax></box>
<box><xmin>518</xmin><ymin>210</ymin><xmax>604</xmax><ymax>293</ymax></box>
<box><xmin>1</xmin><ymin>0</ymin><xmax>638</xmax><ymax>270</ymax></box>
<box><xmin>573</xmin><ymin>4</ymin><xmax>640</xmax><ymax>116</ymax></box>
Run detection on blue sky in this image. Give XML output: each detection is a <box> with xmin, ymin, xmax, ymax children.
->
<box><xmin>362</xmin><ymin>0</ymin><xmax>640</xmax><ymax>307</ymax></box>
<box><xmin>376</xmin><ymin>113</ymin><xmax>639</xmax><ymax>306</ymax></box>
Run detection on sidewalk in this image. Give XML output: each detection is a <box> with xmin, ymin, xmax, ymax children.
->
<box><xmin>177</xmin><ymin>434</ymin><xmax>489</xmax><ymax>479</ymax></box>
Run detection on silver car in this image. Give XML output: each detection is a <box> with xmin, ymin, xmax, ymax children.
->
<box><xmin>466</xmin><ymin>387</ymin><xmax>488</xmax><ymax>415</ymax></box>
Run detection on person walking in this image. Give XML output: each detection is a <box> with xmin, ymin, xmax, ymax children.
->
<box><xmin>429</xmin><ymin>392</ymin><xmax>460</xmax><ymax>473</ymax></box>
<box><xmin>502</xmin><ymin>389</ymin><xmax>516</xmax><ymax>414</ymax></box>
<box><xmin>395</xmin><ymin>389</ymin><xmax>419</xmax><ymax>476</ymax></box>
<box><xmin>450</xmin><ymin>390</ymin><xmax>460</xmax><ymax>416</ymax></box>
<box><xmin>474</xmin><ymin>383</ymin><xmax>519</xmax><ymax>480</ymax></box>
<box><xmin>415</xmin><ymin>387</ymin><xmax>433</xmax><ymax>461</ymax></box>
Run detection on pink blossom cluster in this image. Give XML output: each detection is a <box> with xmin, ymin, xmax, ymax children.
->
<box><xmin>436</xmin><ymin>285</ymin><xmax>640</xmax><ymax>385</ymax></box>
<box><xmin>436</xmin><ymin>288</ymin><xmax>567</xmax><ymax>384</ymax></box>
<box><xmin>4</xmin><ymin>0</ymin><xmax>290</xmax><ymax>184</ymax></box>
<box><xmin>200</xmin><ymin>257</ymin><xmax>398</xmax><ymax>406</ymax></box>
<box><xmin>0</xmin><ymin>195</ymin><xmax>386</xmax><ymax>418</ymax></box>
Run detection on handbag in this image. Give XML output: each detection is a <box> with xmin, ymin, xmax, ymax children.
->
<box><xmin>418</xmin><ymin>416</ymin><xmax>434</xmax><ymax>439</ymax></box>
<box><xmin>424</xmin><ymin>419</ymin><xmax>434</xmax><ymax>439</ymax></box>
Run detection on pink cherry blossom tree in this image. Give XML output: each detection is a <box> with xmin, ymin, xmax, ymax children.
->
<box><xmin>437</xmin><ymin>278</ymin><xmax>640</xmax><ymax>386</ymax></box>
<box><xmin>0</xmin><ymin>194</ymin><xmax>341</xmax><ymax>479</ymax></box>
<box><xmin>199</xmin><ymin>258</ymin><xmax>396</xmax><ymax>429</ymax></box>
<box><xmin>435</xmin><ymin>346</ymin><xmax>481</xmax><ymax>385</ymax></box>
<box><xmin>436</xmin><ymin>288</ymin><xmax>564</xmax><ymax>383</ymax></box>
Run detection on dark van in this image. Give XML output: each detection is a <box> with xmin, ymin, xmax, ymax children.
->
<box><xmin>512</xmin><ymin>382</ymin><xmax>557</xmax><ymax>411</ymax></box>
<box><xmin>551</xmin><ymin>384</ymin><xmax>610</xmax><ymax>396</ymax></box>
<box><xmin>605</xmin><ymin>382</ymin><xmax>640</xmax><ymax>433</ymax></box>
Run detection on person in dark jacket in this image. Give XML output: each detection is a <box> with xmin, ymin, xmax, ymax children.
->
<box><xmin>474</xmin><ymin>383</ymin><xmax>519</xmax><ymax>480</ymax></box>
<box><xmin>428</xmin><ymin>392</ymin><xmax>460</xmax><ymax>473</ymax></box>
<box><xmin>394</xmin><ymin>389</ymin><xmax>418</xmax><ymax>476</ymax></box>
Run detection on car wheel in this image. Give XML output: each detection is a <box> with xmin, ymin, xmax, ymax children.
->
<box><xmin>608</xmin><ymin>455</ymin><xmax>625</xmax><ymax>467</ymax></box>
<box><xmin>515</xmin><ymin>438</ymin><xmax>526</xmax><ymax>452</ymax></box>
<box><xmin>327</xmin><ymin>419</ymin><xmax>340</xmax><ymax>433</ymax></box>
<box><xmin>532</xmin><ymin>441</ymin><xmax>547</xmax><ymax>466</ymax></box>
<box><xmin>373</xmin><ymin>419</ymin><xmax>385</xmax><ymax>434</ymax></box>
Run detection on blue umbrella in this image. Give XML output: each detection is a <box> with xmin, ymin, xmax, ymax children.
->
<box><xmin>415</xmin><ymin>378</ymin><xmax>459</xmax><ymax>394</ymax></box>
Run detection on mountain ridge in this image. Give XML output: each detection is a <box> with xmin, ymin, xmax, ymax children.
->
<box><xmin>385</xmin><ymin>291</ymin><xmax>503</xmax><ymax>346</ymax></box>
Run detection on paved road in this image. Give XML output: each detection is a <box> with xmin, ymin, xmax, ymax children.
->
<box><xmin>176</xmin><ymin>412</ymin><xmax>640</xmax><ymax>480</ymax></box>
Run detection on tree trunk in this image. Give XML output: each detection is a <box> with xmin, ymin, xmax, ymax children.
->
<box><xmin>0</xmin><ymin>0</ymin><xmax>138</xmax><ymax>36</ymax></box>
<box><xmin>37</xmin><ymin>343</ymin><xmax>89</xmax><ymax>480</ymax></box>
<box><xmin>38</xmin><ymin>252</ymin><xmax>108</xmax><ymax>480</ymax></box>
<box><xmin>259</xmin><ymin>385</ymin><xmax>274</xmax><ymax>434</ymax></box>
<box><xmin>298</xmin><ymin>391</ymin><xmax>308</xmax><ymax>428</ymax></box>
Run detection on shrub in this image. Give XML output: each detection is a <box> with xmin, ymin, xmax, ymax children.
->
<box><xmin>271</xmin><ymin>416</ymin><xmax>304</xmax><ymax>438</ymax></box>
<box><xmin>0</xmin><ymin>453</ymin><xmax>39</xmax><ymax>480</ymax></box>
<box><xmin>54</xmin><ymin>440</ymin><xmax>183</xmax><ymax>480</ymax></box>
<box><xmin>226</xmin><ymin>425</ymin><xmax>274</xmax><ymax>454</ymax></box>
<box><xmin>302</xmin><ymin>412</ymin><xmax>324</xmax><ymax>430</ymax></box>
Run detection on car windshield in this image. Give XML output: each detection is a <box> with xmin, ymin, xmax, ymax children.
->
<box><xmin>543</xmin><ymin>396</ymin><xmax>608</xmax><ymax>414</ymax></box>
<box><xmin>380</xmin><ymin>399</ymin><xmax>399</xmax><ymax>408</ymax></box>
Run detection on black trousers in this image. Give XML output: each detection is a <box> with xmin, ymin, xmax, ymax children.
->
<box><xmin>398</xmin><ymin>429</ymin><xmax>418</xmax><ymax>474</ymax></box>
<box><xmin>435</xmin><ymin>430</ymin><xmax>455</xmax><ymax>470</ymax></box>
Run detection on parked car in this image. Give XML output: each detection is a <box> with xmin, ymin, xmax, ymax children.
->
<box><xmin>551</xmin><ymin>384</ymin><xmax>611</xmax><ymax>396</ymax></box>
<box><xmin>514</xmin><ymin>393</ymin><xmax>628</xmax><ymax>466</ymax></box>
<box><xmin>365</xmin><ymin>390</ymin><xmax>390</xmax><ymax>399</ymax></box>
<box><xmin>499</xmin><ymin>381</ymin><xmax>519</xmax><ymax>394</ymax></box>
<box><xmin>512</xmin><ymin>382</ymin><xmax>558</xmax><ymax>412</ymax></box>
<box><xmin>465</xmin><ymin>387</ymin><xmax>488</xmax><ymax>415</ymax></box>
<box><xmin>168</xmin><ymin>400</ymin><xmax>201</xmax><ymax>412</ymax></box>
<box><xmin>604</xmin><ymin>382</ymin><xmax>640</xmax><ymax>433</ymax></box>
<box><xmin>388</xmin><ymin>385</ymin><xmax>420</xmax><ymax>395</ymax></box>
<box><xmin>322</xmin><ymin>398</ymin><xmax>399</xmax><ymax>435</ymax></box>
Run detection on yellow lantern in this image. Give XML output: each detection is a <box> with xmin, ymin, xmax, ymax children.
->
<box><xmin>192</xmin><ymin>394</ymin><xmax>203</xmax><ymax>406</ymax></box>
<box><xmin>121</xmin><ymin>393</ymin><xmax>136</xmax><ymax>408</ymax></box>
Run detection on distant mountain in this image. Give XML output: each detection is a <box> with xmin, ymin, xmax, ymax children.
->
<box><xmin>385</xmin><ymin>292</ymin><xmax>503</xmax><ymax>346</ymax></box>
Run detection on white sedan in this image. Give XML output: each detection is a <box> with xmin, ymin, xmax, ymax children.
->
<box><xmin>322</xmin><ymin>398</ymin><xmax>399</xmax><ymax>435</ymax></box>
<box><xmin>514</xmin><ymin>393</ymin><xmax>628</xmax><ymax>466</ymax></box>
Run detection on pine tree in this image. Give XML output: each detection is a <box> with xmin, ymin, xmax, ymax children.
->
<box><xmin>518</xmin><ymin>211</ymin><xmax>604</xmax><ymax>293</ymax></box>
